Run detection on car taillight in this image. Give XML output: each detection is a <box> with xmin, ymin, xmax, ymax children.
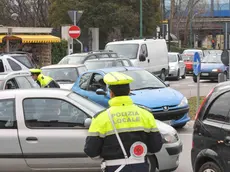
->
<box><xmin>194</xmin><ymin>88</ymin><xmax>214</xmax><ymax>120</ymax></box>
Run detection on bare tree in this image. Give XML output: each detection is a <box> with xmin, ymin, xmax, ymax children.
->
<box><xmin>0</xmin><ymin>0</ymin><xmax>50</xmax><ymax>27</ymax></box>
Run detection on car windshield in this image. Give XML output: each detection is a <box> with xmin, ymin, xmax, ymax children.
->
<box><xmin>183</xmin><ymin>50</ymin><xmax>203</xmax><ymax>58</ymax></box>
<box><xmin>11</xmin><ymin>55</ymin><xmax>34</xmax><ymax>68</ymax></box>
<box><xmin>181</xmin><ymin>54</ymin><xmax>193</xmax><ymax>61</ymax></box>
<box><xmin>42</xmin><ymin>67</ymin><xmax>78</xmax><ymax>83</ymax></box>
<box><xmin>58</xmin><ymin>55</ymin><xmax>86</xmax><ymax>64</ymax></box>
<box><xmin>168</xmin><ymin>54</ymin><xmax>177</xmax><ymax>62</ymax></box>
<box><xmin>84</xmin><ymin>60</ymin><xmax>115</xmax><ymax>70</ymax></box>
<box><xmin>67</xmin><ymin>92</ymin><xmax>105</xmax><ymax>115</ymax></box>
<box><xmin>120</xmin><ymin>70</ymin><xmax>166</xmax><ymax>90</ymax></box>
<box><xmin>105</xmin><ymin>44</ymin><xmax>139</xmax><ymax>59</ymax></box>
<box><xmin>202</xmin><ymin>54</ymin><xmax>222</xmax><ymax>63</ymax></box>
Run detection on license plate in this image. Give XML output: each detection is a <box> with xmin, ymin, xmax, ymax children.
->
<box><xmin>164</xmin><ymin>120</ymin><xmax>172</xmax><ymax>125</ymax></box>
<box><xmin>201</xmin><ymin>73</ymin><xmax>209</xmax><ymax>76</ymax></box>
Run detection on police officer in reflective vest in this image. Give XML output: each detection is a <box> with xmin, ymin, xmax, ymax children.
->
<box><xmin>84</xmin><ymin>72</ymin><xmax>163</xmax><ymax>172</ymax></box>
<box><xmin>30</xmin><ymin>69</ymin><xmax>60</xmax><ymax>88</ymax></box>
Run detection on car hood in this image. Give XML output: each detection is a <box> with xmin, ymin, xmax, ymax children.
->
<box><xmin>201</xmin><ymin>63</ymin><xmax>225</xmax><ymax>71</ymax></box>
<box><xmin>59</xmin><ymin>83</ymin><xmax>74</xmax><ymax>90</ymax></box>
<box><xmin>130</xmin><ymin>88</ymin><xmax>183</xmax><ymax>108</ymax></box>
<box><xmin>155</xmin><ymin>119</ymin><xmax>177</xmax><ymax>135</ymax></box>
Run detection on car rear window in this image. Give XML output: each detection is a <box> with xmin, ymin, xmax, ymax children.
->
<box><xmin>11</xmin><ymin>55</ymin><xmax>35</xmax><ymax>68</ymax></box>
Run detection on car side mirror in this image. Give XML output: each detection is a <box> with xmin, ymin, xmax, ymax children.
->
<box><xmin>139</xmin><ymin>54</ymin><xmax>146</xmax><ymax>62</ymax></box>
<box><xmin>84</xmin><ymin>118</ymin><xmax>92</xmax><ymax>128</ymax></box>
<box><xmin>164</xmin><ymin>81</ymin><xmax>170</xmax><ymax>87</ymax></box>
<box><xmin>96</xmin><ymin>88</ymin><xmax>107</xmax><ymax>95</ymax></box>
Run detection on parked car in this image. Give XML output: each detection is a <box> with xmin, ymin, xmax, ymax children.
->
<box><xmin>0</xmin><ymin>88</ymin><xmax>182</xmax><ymax>172</ymax></box>
<box><xmin>168</xmin><ymin>52</ymin><xmax>186</xmax><ymax>80</ymax></box>
<box><xmin>84</xmin><ymin>57</ymin><xmax>133</xmax><ymax>70</ymax></box>
<box><xmin>191</xmin><ymin>81</ymin><xmax>230</xmax><ymax>172</ymax></box>
<box><xmin>0</xmin><ymin>71</ymin><xmax>39</xmax><ymax>90</ymax></box>
<box><xmin>105</xmin><ymin>38</ymin><xmax>169</xmax><ymax>81</ymax></box>
<box><xmin>193</xmin><ymin>53</ymin><xmax>228</xmax><ymax>82</ymax></box>
<box><xmin>72</xmin><ymin>67</ymin><xmax>190</xmax><ymax>128</ymax></box>
<box><xmin>58</xmin><ymin>50</ymin><xmax>119</xmax><ymax>65</ymax></box>
<box><xmin>41</xmin><ymin>64</ymin><xmax>87</xmax><ymax>90</ymax></box>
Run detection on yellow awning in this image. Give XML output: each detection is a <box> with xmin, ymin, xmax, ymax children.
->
<box><xmin>0</xmin><ymin>35</ymin><xmax>6</xmax><ymax>43</ymax></box>
<box><xmin>12</xmin><ymin>35</ymin><xmax>61</xmax><ymax>43</ymax></box>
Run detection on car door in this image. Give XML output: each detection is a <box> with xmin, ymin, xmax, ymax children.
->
<box><xmin>218</xmin><ymin>92</ymin><xmax>230</xmax><ymax>169</ymax></box>
<box><xmin>201</xmin><ymin>91</ymin><xmax>230</xmax><ymax>169</ymax></box>
<box><xmin>178</xmin><ymin>54</ymin><xmax>185</xmax><ymax>75</ymax></box>
<box><xmin>86</xmin><ymin>72</ymin><xmax>110</xmax><ymax>107</ymax></box>
<box><xmin>0</xmin><ymin>96</ymin><xmax>27</xmax><ymax>171</ymax></box>
<box><xmin>14</xmin><ymin>76</ymin><xmax>34</xmax><ymax>89</ymax></box>
<box><xmin>72</xmin><ymin>72</ymin><xmax>92</xmax><ymax>98</ymax></box>
<box><xmin>17</xmin><ymin>95</ymin><xmax>100</xmax><ymax>169</ymax></box>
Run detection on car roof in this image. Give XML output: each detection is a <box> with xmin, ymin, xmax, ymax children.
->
<box><xmin>107</xmin><ymin>39</ymin><xmax>165</xmax><ymax>45</ymax></box>
<box><xmin>93</xmin><ymin>66</ymin><xmax>142</xmax><ymax>74</ymax></box>
<box><xmin>0</xmin><ymin>88</ymin><xmax>71</xmax><ymax>97</ymax></box>
<box><xmin>41</xmin><ymin>64</ymin><xmax>85</xmax><ymax>69</ymax></box>
<box><xmin>67</xmin><ymin>51</ymin><xmax>116</xmax><ymax>57</ymax></box>
<box><xmin>0</xmin><ymin>71</ymin><xmax>30</xmax><ymax>80</ymax></box>
<box><xmin>85</xmin><ymin>57</ymin><xmax>130</xmax><ymax>62</ymax></box>
<box><xmin>168</xmin><ymin>52</ymin><xmax>179</xmax><ymax>54</ymax></box>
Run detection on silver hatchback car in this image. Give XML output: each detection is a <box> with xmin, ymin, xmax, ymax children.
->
<box><xmin>0</xmin><ymin>89</ymin><xmax>182</xmax><ymax>172</ymax></box>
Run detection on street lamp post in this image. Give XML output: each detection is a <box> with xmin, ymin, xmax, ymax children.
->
<box><xmin>190</xmin><ymin>13</ymin><xmax>198</xmax><ymax>48</ymax></box>
<box><xmin>140</xmin><ymin>0</ymin><xmax>143</xmax><ymax>39</ymax></box>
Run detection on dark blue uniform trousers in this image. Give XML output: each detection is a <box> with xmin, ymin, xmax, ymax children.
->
<box><xmin>105</xmin><ymin>162</ymin><xmax>149</xmax><ymax>172</ymax></box>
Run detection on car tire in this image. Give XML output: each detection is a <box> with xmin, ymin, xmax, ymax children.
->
<box><xmin>147</xmin><ymin>155</ymin><xmax>157</xmax><ymax>172</ymax></box>
<box><xmin>176</xmin><ymin>69</ymin><xmax>180</xmax><ymax>80</ymax></box>
<box><xmin>182</xmin><ymin>69</ymin><xmax>186</xmax><ymax>79</ymax></box>
<box><xmin>160</xmin><ymin>70</ymin><xmax>166</xmax><ymax>81</ymax></box>
<box><xmin>198</xmin><ymin>161</ymin><xmax>222</xmax><ymax>172</ymax></box>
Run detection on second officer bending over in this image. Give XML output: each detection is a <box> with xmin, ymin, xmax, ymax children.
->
<box><xmin>84</xmin><ymin>71</ymin><xmax>163</xmax><ymax>172</ymax></box>
<box><xmin>30</xmin><ymin>69</ymin><xmax>60</xmax><ymax>88</ymax></box>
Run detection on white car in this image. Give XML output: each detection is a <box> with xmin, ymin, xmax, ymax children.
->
<box><xmin>168</xmin><ymin>52</ymin><xmax>186</xmax><ymax>80</ymax></box>
<box><xmin>0</xmin><ymin>89</ymin><xmax>182</xmax><ymax>172</ymax></box>
<box><xmin>41</xmin><ymin>64</ymin><xmax>87</xmax><ymax>89</ymax></box>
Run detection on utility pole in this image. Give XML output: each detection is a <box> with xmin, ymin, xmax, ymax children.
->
<box><xmin>140</xmin><ymin>0</ymin><xmax>143</xmax><ymax>39</ymax></box>
<box><xmin>170</xmin><ymin>0</ymin><xmax>175</xmax><ymax>33</ymax></box>
<box><xmin>189</xmin><ymin>0</ymin><xmax>194</xmax><ymax>48</ymax></box>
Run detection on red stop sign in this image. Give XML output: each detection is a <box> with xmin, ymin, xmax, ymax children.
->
<box><xmin>68</xmin><ymin>25</ymin><xmax>81</xmax><ymax>39</ymax></box>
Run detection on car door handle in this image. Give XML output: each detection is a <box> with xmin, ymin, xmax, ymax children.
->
<box><xmin>26</xmin><ymin>137</ymin><xmax>38</xmax><ymax>141</ymax></box>
<box><xmin>148</xmin><ymin>59</ymin><xmax>150</xmax><ymax>63</ymax></box>
<box><xmin>224</xmin><ymin>136</ymin><xmax>230</xmax><ymax>146</ymax></box>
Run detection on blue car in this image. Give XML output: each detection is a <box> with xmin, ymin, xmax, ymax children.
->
<box><xmin>193</xmin><ymin>53</ymin><xmax>228</xmax><ymax>82</ymax></box>
<box><xmin>72</xmin><ymin>67</ymin><xmax>190</xmax><ymax>128</ymax></box>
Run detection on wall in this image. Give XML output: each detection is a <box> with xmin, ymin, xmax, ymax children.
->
<box><xmin>32</xmin><ymin>44</ymin><xmax>51</xmax><ymax>67</ymax></box>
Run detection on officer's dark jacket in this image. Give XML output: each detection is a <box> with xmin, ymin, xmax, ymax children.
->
<box><xmin>37</xmin><ymin>74</ymin><xmax>60</xmax><ymax>88</ymax></box>
<box><xmin>84</xmin><ymin>96</ymin><xmax>163</xmax><ymax>160</ymax></box>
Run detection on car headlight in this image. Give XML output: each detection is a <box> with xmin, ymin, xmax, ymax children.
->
<box><xmin>161</xmin><ymin>133</ymin><xmax>178</xmax><ymax>143</ymax></box>
<box><xmin>178</xmin><ymin>97</ymin><xmax>188</xmax><ymax>107</ymax></box>
<box><xmin>212</xmin><ymin>69</ymin><xmax>222</xmax><ymax>72</ymax></box>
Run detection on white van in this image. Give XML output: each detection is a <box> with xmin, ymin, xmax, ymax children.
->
<box><xmin>105</xmin><ymin>39</ymin><xmax>169</xmax><ymax>81</ymax></box>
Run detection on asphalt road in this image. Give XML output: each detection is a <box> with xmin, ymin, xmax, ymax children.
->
<box><xmin>168</xmin><ymin>75</ymin><xmax>218</xmax><ymax>172</ymax></box>
<box><xmin>167</xmin><ymin>75</ymin><xmax>217</xmax><ymax>98</ymax></box>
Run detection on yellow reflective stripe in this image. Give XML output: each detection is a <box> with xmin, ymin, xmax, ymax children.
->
<box><xmin>88</xmin><ymin>127</ymin><xmax>159</xmax><ymax>138</ymax></box>
<box><xmin>108</xmin><ymin>72</ymin><xmax>119</xmax><ymax>81</ymax></box>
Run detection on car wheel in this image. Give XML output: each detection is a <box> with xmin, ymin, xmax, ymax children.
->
<box><xmin>198</xmin><ymin>161</ymin><xmax>222</xmax><ymax>172</ymax></box>
<box><xmin>176</xmin><ymin>69</ymin><xmax>180</xmax><ymax>80</ymax></box>
<box><xmin>182</xmin><ymin>69</ymin><xmax>186</xmax><ymax>79</ymax></box>
<box><xmin>174</xmin><ymin>123</ymin><xmax>186</xmax><ymax>129</ymax></box>
<box><xmin>160</xmin><ymin>70</ymin><xmax>166</xmax><ymax>81</ymax></box>
<box><xmin>147</xmin><ymin>155</ymin><xmax>157</xmax><ymax>172</ymax></box>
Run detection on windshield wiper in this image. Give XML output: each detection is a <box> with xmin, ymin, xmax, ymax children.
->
<box><xmin>132</xmin><ymin>87</ymin><xmax>164</xmax><ymax>91</ymax></box>
<box><xmin>56</xmin><ymin>79</ymin><xmax>74</xmax><ymax>82</ymax></box>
